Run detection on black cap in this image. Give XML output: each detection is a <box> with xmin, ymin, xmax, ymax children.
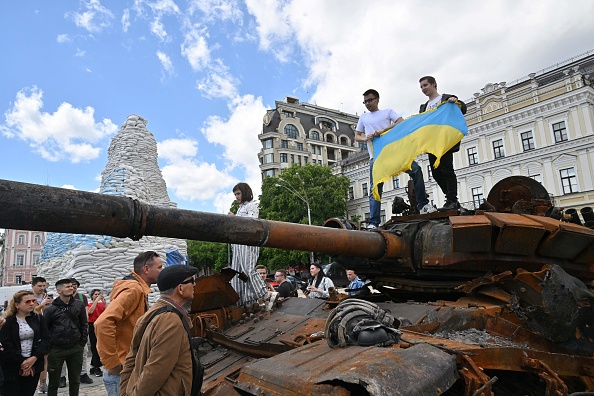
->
<box><xmin>55</xmin><ymin>278</ymin><xmax>73</xmax><ymax>288</ymax></box>
<box><xmin>157</xmin><ymin>265</ymin><xmax>198</xmax><ymax>292</ymax></box>
<box><xmin>70</xmin><ymin>277</ymin><xmax>80</xmax><ymax>286</ymax></box>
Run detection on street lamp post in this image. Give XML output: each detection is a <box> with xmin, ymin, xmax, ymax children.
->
<box><xmin>276</xmin><ymin>174</ymin><xmax>314</xmax><ymax>264</ymax></box>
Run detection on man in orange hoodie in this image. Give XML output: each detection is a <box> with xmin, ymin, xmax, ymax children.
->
<box><xmin>94</xmin><ymin>251</ymin><xmax>163</xmax><ymax>396</ymax></box>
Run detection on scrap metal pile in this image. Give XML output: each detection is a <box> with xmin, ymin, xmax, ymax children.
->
<box><xmin>1</xmin><ymin>176</ymin><xmax>593</xmax><ymax>395</ymax></box>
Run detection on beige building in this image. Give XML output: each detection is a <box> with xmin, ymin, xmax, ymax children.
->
<box><xmin>0</xmin><ymin>229</ymin><xmax>47</xmax><ymax>286</ymax></box>
<box><xmin>258</xmin><ymin>96</ymin><xmax>361</xmax><ymax>178</ymax></box>
<box><xmin>338</xmin><ymin>50</ymin><xmax>594</xmax><ymax>224</ymax></box>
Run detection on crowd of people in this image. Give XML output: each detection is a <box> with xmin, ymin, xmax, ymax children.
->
<box><xmin>0</xmin><ymin>178</ymin><xmax>379</xmax><ymax>395</ymax></box>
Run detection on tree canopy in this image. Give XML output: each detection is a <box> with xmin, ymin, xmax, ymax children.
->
<box><xmin>258</xmin><ymin>164</ymin><xmax>350</xmax><ymax>270</ymax></box>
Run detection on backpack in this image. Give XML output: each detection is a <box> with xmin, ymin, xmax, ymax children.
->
<box><xmin>139</xmin><ymin>305</ymin><xmax>204</xmax><ymax>396</ymax></box>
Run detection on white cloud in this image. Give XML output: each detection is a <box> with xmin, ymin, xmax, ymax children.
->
<box><xmin>244</xmin><ymin>0</ymin><xmax>293</xmax><ymax>60</ymax></box>
<box><xmin>180</xmin><ymin>26</ymin><xmax>211</xmax><ymax>71</ymax></box>
<box><xmin>156</xmin><ymin>50</ymin><xmax>174</xmax><ymax>75</ymax></box>
<box><xmin>61</xmin><ymin>184</ymin><xmax>78</xmax><ymax>190</ymax></box>
<box><xmin>150</xmin><ymin>0</ymin><xmax>181</xmax><ymax>14</ymax></box>
<box><xmin>196</xmin><ymin>59</ymin><xmax>239</xmax><ymax>99</ymax></box>
<box><xmin>121</xmin><ymin>8</ymin><xmax>130</xmax><ymax>32</ymax></box>
<box><xmin>157</xmin><ymin>138</ymin><xmax>237</xmax><ymax>205</ymax></box>
<box><xmin>188</xmin><ymin>0</ymin><xmax>243</xmax><ymax>23</ymax></box>
<box><xmin>68</xmin><ymin>0</ymin><xmax>114</xmax><ymax>33</ymax></box>
<box><xmin>245</xmin><ymin>0</ymin><xmax>594</xmax><ymax>116</ymax></box>
<box><xmin>157</xmin><ymin>138</ymin><xmax>197</xmax><ymax>161</ymax></box>
<box><xmin>57</xmin><ymin>34</ymin><xmax>72</xmax><ymax>43</ymax></box>
<box><xmin>0</xmin><ymin>86</ymin><xmax>117</xmax><ymax>163</ymax></box>
<box><xmin>150</xmin><ymin>18</ymin><xmax>169</xmax><ymax>41</ymax></box>
<box><xmin>75</xmin><ymin>48</ymin><xmax>86</xmax><ymax>57</ymax></box>
<box><xmin>201</xmin><ymin>94</ymin><xmax>265</xmax><ymax>176</ymax></box>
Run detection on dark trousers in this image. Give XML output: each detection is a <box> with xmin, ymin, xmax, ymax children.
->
<box><xmin>0</xmin><ymin>371</ymin><xmax>41</xmax><ymax>396</ymax></box>
<box><xmin>429</xmin><ymin>149</ymin><xmax>458</xmax><ymax>203</ymax></box>
<box><xmin>88</xmin><ymin>322</ymin><xmax>102</xmax><ymax>368</ymax></box>
<box><xmin>47</xmin><ymin>344</ymin><xmax>83</xmax><ymax>396</ymax></box>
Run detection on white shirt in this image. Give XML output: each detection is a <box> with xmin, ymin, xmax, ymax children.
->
<box><xmin>425</xmin><ymin>95</ymin><xmax>442</xmax><ymax>111</ymax></box>
<box><xmin>356</xmin><ymin>108</ymin><xmax>402</xmax><ymax>158</ymax></box>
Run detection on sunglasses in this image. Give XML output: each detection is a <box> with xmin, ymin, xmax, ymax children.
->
<box><xmin>363</xmin><ymin>97</ymin><xmax>377</xmax><ymax>105</ymax></box>
<box><xmin>143</xmin><ymin>251</ymin><xmax>159</xmax><ymax>267</ymax></box>
<box><xmin>180</xmin><ymin>277</ymin><xmax>196</xmax><ymax>285</ymax></box>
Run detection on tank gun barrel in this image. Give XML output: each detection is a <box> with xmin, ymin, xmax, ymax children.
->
<box><xmin>0</xmin><ymin>179</ymin><xmax>402</xmax><ymax>260</ymax></box>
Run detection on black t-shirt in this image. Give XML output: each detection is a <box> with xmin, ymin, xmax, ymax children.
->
<box><xmin>277</xmin><ymin>281</ymin><xmax>293</xmax><ymax>298</ymax></box>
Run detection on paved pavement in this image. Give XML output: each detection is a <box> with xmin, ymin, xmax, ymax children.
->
<box><xmin>54</xmin><ymin>375</ymin><xmax>107</xmax><ymax>396</ymax></box>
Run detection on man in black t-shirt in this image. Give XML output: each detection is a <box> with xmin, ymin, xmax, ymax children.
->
<box><xmin>274</xmin><ymin>270</ymin><xmax>293</xmax><ymax>300</ymax></box>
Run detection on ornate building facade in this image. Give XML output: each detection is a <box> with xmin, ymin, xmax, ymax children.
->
<box><xmin>258</xmin><ymin>96</ymin><xmax>361</xmax><ymax>178</ymax></box>
<box><xmin>0</xmin><ymin>229</ymin><xmax>47</xmax><ymax>286</ymax></box>
<box><xmin>337</xmin><ymin>50</ymin><xmax>594</xmax><ymax>224</ymax></box>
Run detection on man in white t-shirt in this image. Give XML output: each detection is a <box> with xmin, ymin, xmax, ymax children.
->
<box><xmin>355</xmin><ymin>89</ymin><xmax>435</xmax><ymax>229</ymax></box>
<box><xmin>419</xmin><ymin>76</ymin><xmax>467</xmax><ymax>211</ymax></box>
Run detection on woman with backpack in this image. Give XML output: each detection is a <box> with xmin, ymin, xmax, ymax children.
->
<box><xmin>0</xmin><ymin>290</ymin><xmax>50</xmax><ymax>396</ymax></box>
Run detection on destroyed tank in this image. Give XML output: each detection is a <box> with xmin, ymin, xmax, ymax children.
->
<box><xmin>1</xmin><ymin>176</ymin><xmax>593</xmax><ymax>395</ymax></box>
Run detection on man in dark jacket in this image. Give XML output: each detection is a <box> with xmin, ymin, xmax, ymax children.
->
<box><xmin>43</xmin><ymin>279</ymin><xmax>88</xmax><ymax>396</ymax></box>
<box><xmin>419</xmin><ymin>76</ymin><xmax>468</xmax><ymax>212</ymax></box>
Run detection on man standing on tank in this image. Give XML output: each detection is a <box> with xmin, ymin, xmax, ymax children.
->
<box><xmin>419</xmin><ymin>76</ymin><xmax>467</xmax><ymax>211</ymax></box>
<box><xmin>355</xmin><ymin>89</ymin><xmax>435</xmax><ymax>229</ymax></box>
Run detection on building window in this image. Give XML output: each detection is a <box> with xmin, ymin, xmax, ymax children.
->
<box><xmin>358</xmin><ymin>142</ymin><xmax>366</xmax><ymax>151</ymax></box>
<box><xmin>34</xmin><ymin>234</ymin><xmax>41</xmax><ymax>245</ymax></box>
<box><xmin>471</xmin><ymin>187</ymin><xmax>484</xmax><ymax>209</ymax></box>
<box><xmin>284</xmin><ymin>124</ymin><xmax>298</xmax><ymax>139</ymax></box>
<box><xmin>348</xmin><ymin>186</ymin><xmax>354</xmax><ymax>200</ymax></box>
<box><xmin>263</xmin><ymin>138</ymin><xmax>273</xmax><ymax>149</ymax></box>
<box><xmin>560</xmin><ymin>167</ymin><xmax>578</xmax><ymax>194</ymax></box>
<box><xmin>317</xmin><ymin>147</ymin><xmax>322</xmax><ymax>155</ymax></box>
<box><xmin>298</xmin><ymin>155</ymin><xmax>302</xmax><ymax>166</ymax></box>
<box><xmin>362</xmin><ymin>183</ymin><xmax>368</xmax><ymax>197</ymax></box>
<box><xmin>426</xmin><ymin>165</ymin><xmax>432</xmax><ymax>180</ymax></box>
<box><xmin>281</xmin><ymin>140</ymin><xmax>289</xmax><ymax>148</ymax></box>
<box><xmin>521</xmin><ymin>131</ymin><xmax>535</xmax><ymax>151</ymax></box>
<box><xmin>280</xmin><ymin>153</ymin><xmax>288</xmax><ymax>163</ymax></box>
<box><xmin>312</xmin><ymin>159</ymin><xmax>316</xmax><ymax>164</ymax></box>
<box><xmin>297</xmin><ymin>142</ymin><xmax>303</xmax><ymax>151</ymax></box>
<box><xmin>263</xmin><ymin>169</ymin><xmax>275</xmax><ymax>178</ymax></box>
<box><xmin>282</xmin><ymin>110</ymin><xmax>294</xmax><ymax>118</ymax></box>
<box><xmin>393</xmin><ymin>177</ymin><xmax>400</xmax><ymax>189</ymax></box>
<box><xmin>310</xmin><ymin>131</ymin><xmax>320</xmax><ymax>140</ymax></box>
<box><xmin>529</xmin><ymin>174</ymin><xmax>543</xmax><ymax>184</ymax></box>
<box><xmin>291</xmin><ymin>154</ymin><xmax>295</xmax><ymax>164</ymax></box>
<box><xmin>263</xmin><ymin>153</ymin><xmax>274</xmax><ymax>164</ymax></box>
<box><xmin>553</xmin><ymin>121</ymin><xmax>568</xmax><ymax>143</ymax></box>
<box><xmin>311</xmin><ymin>146</ymin><xmax>316</xmax><ymax>155</ymax></box>
<box><xmin>32</xmin><ymin>254</ymin><xmax>40</xmax><ymax>265</ymax></box>
<box><xmin>18</xmin><ymin>234</ymin><xmax>25</xmax><ymax>245</ymax></box>
<box><xmin>16</xmin><ymin>254</ymin><xmax>25</xmax><ymax>266</ymax></box>
<box><xmin>15</xmin><ymin>275</ymin><xmax>22</xmax><ymax>284</ymax></box>
<box><xmin>467</xmin><ymin>147</ymin><xmax>478</xmax><ymax>165</ymax></box>
<box><xmin>318</xmin><ymin>160</ymin><xmax>322</xmax><ymax>165</ymax></box>
<box><xmin>493</xmin><ymin>139</ymin><xmax>505</xmax><ymax>158</ymax></box>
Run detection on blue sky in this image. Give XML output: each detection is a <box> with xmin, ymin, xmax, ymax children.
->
<box><xmin>1</xmin><ymin>0</ymin><xmax>594</xmax><ymax>219</ymax></box>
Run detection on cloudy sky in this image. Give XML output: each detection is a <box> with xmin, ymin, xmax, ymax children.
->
<box><xmin>1</xmin><ymin>0</ymin><xmax>594</xmax><ymax>216</ymax></box>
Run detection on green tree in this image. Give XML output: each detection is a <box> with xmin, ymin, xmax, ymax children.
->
<box><xmin>186</xmin><ymin>240</ymin><xmax>229</xmax><ymax>272</ymax></box>
<box><xmin>258</xmin><ymin>164</ymin><xmax>350</xmax><ymax>269</ymax></box>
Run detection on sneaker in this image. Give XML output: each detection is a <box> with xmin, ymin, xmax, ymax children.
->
<box><xmin>59</xmin><ymin>376</ymin><xmax>67</xmax><ymax>388</ymax></box>
<box><xmin>366</xmin><ymin>224</ymin><xmax>378</xmax><ymax>230</ymax></box>
<box><xmin>438</xmin><ymin>200</ymin><xmax>461</xmax><ymax>211</ymax></box>
<box><xmin>80</xmin><ymin>373</ymin><xmax>94</xmax><ymax>384</ymax></box>
<box><xmin>92</xmin><ymin>367</ymin><xmax>103</xmax><ymax>377</ymax></box>
<box><xmin>420</xmin><ymin>203</ymin><xmax>437</xmax><ymax>214</ymax></box>
<box><xmin>38</xmin><ymin>382</ymin><xmax>48</xmax><ymax>394</ymax></box>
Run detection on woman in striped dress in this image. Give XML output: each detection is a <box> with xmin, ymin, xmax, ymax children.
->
<box><xmin>228</xmin><ymin>183</ymin><xmax>268</xmax><ymax>306</ymax></box>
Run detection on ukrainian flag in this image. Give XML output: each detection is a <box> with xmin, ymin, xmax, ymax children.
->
<box><xmin>371</xmin><ymin>101</ymin><xmax>468</xmax><ymax>200</ymax></box>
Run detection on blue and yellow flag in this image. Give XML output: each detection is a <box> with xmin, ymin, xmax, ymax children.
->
<box><xmin>371</xmin><ymin>101</ymin><xmax>468</xmax><ymax>200</ymax></box>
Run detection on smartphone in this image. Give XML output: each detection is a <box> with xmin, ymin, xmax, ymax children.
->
<box><xmin>47</xmin><ymin>293</ymin><xmax>53</xmax><ymax>298</ymax></box>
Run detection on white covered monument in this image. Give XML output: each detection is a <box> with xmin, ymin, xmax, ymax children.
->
<box><xmin>38</xmin><ymin>115</ymin><xmax>188</xmax><ymax>299</ymax></box>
